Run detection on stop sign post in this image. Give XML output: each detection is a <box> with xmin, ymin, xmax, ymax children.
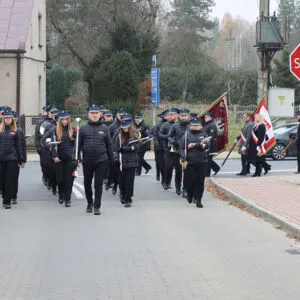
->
<box><xmin>290</xmin><ymin>44</ymin><xmax>300</xmax><ymax>80</ymax></box>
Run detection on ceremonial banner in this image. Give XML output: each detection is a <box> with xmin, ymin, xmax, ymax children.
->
<box><xmin>252</xmin><ymin>97</ymin><xmax>276</xmax><ymax>156</ymax></box>
<box><xmin>199</xmin><ymin>92</ymin><xmax>229</xmax><ymax>154</ymax></box>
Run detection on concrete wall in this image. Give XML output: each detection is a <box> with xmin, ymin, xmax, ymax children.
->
<box><xmin>21</xmin><ymin>0</ymin><xmax>46</xmax><ymax>114</ymax></box>
<box><xmin>0</xmin><ymin>55</ymin><xmax>17</xmax><ymax>110</ymax></box>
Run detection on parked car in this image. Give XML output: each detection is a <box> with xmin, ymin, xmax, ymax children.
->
<box><xmin>269</xmin><ymin>122</ymin><xmax>298</xmax><ymax>160</ymax></box>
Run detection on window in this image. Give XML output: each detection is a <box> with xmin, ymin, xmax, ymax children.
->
<box><xmin>38</xmin><ymin>13</ymin><xmax>42</xmax><ymax>48</ymax></box>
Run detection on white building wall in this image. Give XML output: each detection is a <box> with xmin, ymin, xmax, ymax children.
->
<box><xmin>0</xmin><ymin>55</ymin><xmax>17</xmax><ymax>110</ymax></box>
<box><xmin>20</xmin><ymin>0</ymin><xmax>46</xmax><ymax>114</ymax></box>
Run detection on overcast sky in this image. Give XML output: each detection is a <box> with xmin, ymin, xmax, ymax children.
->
<box><xmin>212</xmin><ymin>0</ymin><xmax>279</xmax><ymax>23</ymax></box>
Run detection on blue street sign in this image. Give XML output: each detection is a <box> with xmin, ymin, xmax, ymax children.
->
<box><xmin>151</xmin><ymin>68</ymin><xmax>160</xmax><ymax>106</ymax></box>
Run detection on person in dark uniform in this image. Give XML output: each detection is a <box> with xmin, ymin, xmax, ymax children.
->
<box><xmin>203</xmin><ymin>112</ymin><xmax>220</xmax><ymax>177</ymax></box>
<box><xmin>109</xmin><ymin>109</ymin><xmax>127</xmax><ymax>195</ymax></box>
<box><xmin>45</xmin><ymin>111</ymin><xmax>76</xmax><ymax>207</ymax></box>
<box><xmin>42</xmin><ymin>108</ymin><xmax>61</xmax><ymax>195</ymax></box>
<box><xmin>134</xmin><ymin>114</ymin><xmax>151</xmax><ymax>176</ymax></box>
<box><xmin>151</xmin><ymin>113</ymin><xmax>163</xmax><ymax>182</ymax></box>
<box><xmin>295</xmin><ymin>111</ymin><xmax>300</xmax><ymax>174</ymax></box>
<box><xmin>248</xmin><ymin>113</ymin><xmax>266</xmax><ymax>177</ymax></box>
<box><xmin>159</xmin><ymin>108</ymin><xmax>180</xmax><ymax>190</ymax></box>
<box><xmin>0</xmin><ymin>110</ymin><xmax>26</xmax><ymax>209</ymax></box>
<box><xmin>35</xmin><ymin>105</ymin><xmax>51</xmax><ymax>184</ymax></box>
<box><xmin>114</xmin><ymin>116</ymin><xmax>139</xmax><ymax>207</ymax></box>
<box><xmin>167</xmin><ymin>109</ymin><xmax>190</xmax><ymax>195</ymax></box>
<box><xmin>179</xmin><ymin>119</ymin><xmax>209</xmax><ymax>208</ymax></box>
<box><xmin>78</xmin><ymin>104</ymin><xmax>114</xmax><ymax>215</ymax></box>
<box><xmin>103</xmin><ymin>110</ymin><xmax>114</xmax><ymax>127</ymax></box>
<box><xmin>236</xmin><ymin>113</ymin><xmax>253</xmax><ymax>176</ymax></box>
<box><xmin>10</xmin><ymin>112</ymin><xmax>27</xmax><ymax>205</ymax></box>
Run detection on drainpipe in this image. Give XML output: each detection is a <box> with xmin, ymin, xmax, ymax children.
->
<box><xmin>16</xmin><ymin>52</ymin><xmax>21</xmax><ymax>114</ymax></box>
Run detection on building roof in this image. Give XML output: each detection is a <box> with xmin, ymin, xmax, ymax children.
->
<box><xmin>0</xmin><ymin>0</ymin><xmax>33</xmax><ymax>51</ymax></box>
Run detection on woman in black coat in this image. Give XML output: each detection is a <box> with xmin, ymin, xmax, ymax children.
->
<box><xmin>114</xmin><ymin>117</ymin><xmax>139</xmax><ymax>207</ymax></box>
<box><xmin>44</xmin><ymin>111</ymin><xmax>76</xmax><ymax>207</ymax></box>
<box><xmin>248</xmin><ymin>113</ymin><xmax>266</xmax><ymax>177</ymax></box>
<box><xmin>0</xmin><ymin>110</ymin><xmax>26</xmax><ymax>209</ymax></box>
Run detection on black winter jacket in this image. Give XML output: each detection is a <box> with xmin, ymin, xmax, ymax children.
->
<box><xmin>203</xmin><ymin>120</ymin><xmax>218</xmax><ymax>154</ymax></box>
<box><xmin>114</xmin><ymin>132</ymin><xmax>138</xmax><ymax>169</ymax></box>
<box><xmin>17</xmin><ymin>128</ymin><xmax>27</xmax><ymax>163</ymax></box>
<box><xmin>0</xmin><ymin>126</ymin><xmax>25</xmax><ymax>163</ymax></box>
<box><xmin>78</xmin><ymin>120</ymin><xmax>114</xmax><ymax>164</ymax></box>
<box><xmin>248</xmin><ymin>123</ymin><xmax>266</xmax><ymax>161</ymax></box>
<box><xmin>159</xmin><ymin>121</ymin><xmax>176</xmax><ymax>152</ymax></box>
<box><xmin>44</xmin><ymin>126</ymin><xmax>76</xmax><ymax>160</ymax></box>
<box><xmin>168</xmin><ymin>121</ymin><xmax>189</xmax><ymax>151</ymax></box>
<box><xmin>179</xmin><ymin>129</ymin><xmax>209</xmax><ymax>165</ymax></box>
<box><xmin>135</xmin><ymin>121</ymin><xmax>151</xmax><ymax>152</ymax></box>
<box><xmin>109</xmin><ymin>119</ymin><xmax>122</xmax><ymax>137</ymax></box>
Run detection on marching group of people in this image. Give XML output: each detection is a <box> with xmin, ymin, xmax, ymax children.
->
<box><xmin>1</xmin><ymin>103</ymin><xmax>300</xmax><ymax>213</ymax></box>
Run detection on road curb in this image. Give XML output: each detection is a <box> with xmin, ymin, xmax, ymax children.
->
<box><xmin>208</xmin><ymin>178</ymin><xmax>300</xmax><ymax>239</ymax></box>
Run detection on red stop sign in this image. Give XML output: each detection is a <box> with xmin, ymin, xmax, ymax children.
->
<box><xmin>290</xmin><ymin>44</ymin><xmax>300</xmax><ymax>80</ymax></box>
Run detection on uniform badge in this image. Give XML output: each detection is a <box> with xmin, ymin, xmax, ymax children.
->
<box><xmin>10</xmin><ymin>132</ymin><xmax>16</xmax><ymax>136</ymax></box>
<box><xmin>98</xmin><ymin>131</ymin><xmax>105</xmax><ymax>135</ymax></box>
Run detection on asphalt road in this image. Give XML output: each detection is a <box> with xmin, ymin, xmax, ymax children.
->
<box><xmin>1</xmin><ymin>160</ymin><xmax>300</xmax><ymax>299</ymax></box>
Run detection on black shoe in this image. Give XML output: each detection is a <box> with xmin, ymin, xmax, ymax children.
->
<box><xmin>294</xmin><ymin>171</ymin><xmax>300</xmax><ymax>174</ymax></box>
<box><xmin>176</xmin><ymin>188</ymin><xmax>181</xmax><ymax>195</ymax></box>
<box><xmin>236</xmin><ymin>172</ymin><xmax>247</xmax><ymax>176</ymax></box>
<box><xmin>247</xmin><ymin>170</ymin><xmax>250</xmax><ymax>174</ymax></box>
<box><xmin>187</xmin><ymin>196</ymin><xmax>193</xmax><ymax>204</ymax></box>
<box><xmin>11</xmin><ymin>198</ymin><xmax>17</xmax><ymax>205</ymax></box>
<box><xmin>52</xmin><ymin>189</ymin><xmax>57</xmax><ymax>196</ymax></box>
<box><xmin>94</xmin><ymin>207</ymin><xmax>101</xmax><ymax>215</ymax></box>
<box><xmin>65</xmin><ymin>201</ymin><xmax>71</xmax><ymax>207</ymax></box>
<box><xmin>86</xmin><ymin>204</ymin><xmax>93</xmax><ymax>213</ymax></box>
<box><xmin>47</xmin><ymin>184</ymin><xmax>51</xmax><ymax>190</ymax></box>
<box><xmin>105</xmin><ymin>183</ymin><xmax>110</xmax><ymax>190</ymax></box>
<box><xmin>135</xmin><ymin>172</ymin><xmax>141</xmax><ymax>176</ymax></box>
<box><xmin>124</xmin><ymin>202</ymin><xmax>132</xmax><ymax>208</ymax></box>
<box><xmin>112</xmin><ymin>185</ymin><xmax>118</xmax><ymax>195</ymax></box>
<box><xmin>156</xmin><ymin>174</ymin><xmax>160</xmax><ymax>182</ymax></box>
<box><xmin>58</xmin><ymin>196</ymin><xmax>64</xmax><ymax>204</ymax></box>
<box><xmin>264</xmin><ymin>165</ymin><xmax>271</xmax><ymax>175</ymax></box>
<box><xmin>120</xmin><ymin>194</ymin><xmax>126</xmax><ymax>205</ymax></box>
<box><xmin>196</xmin><ymin>201</ymin><xmax>203</xmax><ymax>208</ymax></box>
<box><xmin>145</xmin><ymin>167</ymin><xmax>152</xmax><ymax>174</ymax></box>
<box><xmin>5</xmin><ymin>204</ymin><xmax>11</xmax><ymax>209</ymax></box>
<box><xmin>163</xmin><ymin>183</ymin><xmax>169</xmax><ymax>190</ymax></box>
<box><xmin>182</xmin><ymin>189</ymin><xmax>187</xmax><ymax>198</ymax></box>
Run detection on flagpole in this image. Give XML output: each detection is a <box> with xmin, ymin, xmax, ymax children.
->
<box><xmin>198</xmin><ymin>90</ymin><xmax>229</xmax><ymax>118</ymax></box>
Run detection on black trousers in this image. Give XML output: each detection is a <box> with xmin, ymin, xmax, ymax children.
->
<box><xmin>38</xmin><ymin>151</ymin><xmax>45</xmax><ymax>179</ymax></box>
<box><xmin>185</xmin><ymin>163</ymin><xmax>207</xmax><ymax>201</ymax></box>
<box><xmin>206</xmin><ymin>155</ymin><xmax>220</xmax><ymax>177</ymax></box>
<box><xmin>42</xmin><ymin>148</ymin><xmax>51</xmax><ymax>183</ymax></box>
<box><xmin>55</xmin><ymin>159</ymin><xmax>74</xmax><ymax>202</ymax></box>
<box><xmin>155</xmin><ymin>150</ymin><xmax>165</xmax><ymax>184</ymax></box>
<box><xmin>297</xmin><ymin>151</ymin><xmax>300</xmax><ymax>172</ymax></box>
<box><xmin>164</xmin><ymin>152</ymin><xmax>182</xmax><ymax>188</ymax></box>
<box><xmin>136</xmin><ymin>151</ymin><xmax>151</xmax><ymax>175</ymax></box>
<box><xmin>119</xmin><ymin>167</ymin><xmax>135</xmax><ymax>202</ymax></box>
<box><xmin>83</xmin><ymin>161</ymin><xmax>107</xmax><ymax>209</ymax></box>
<box><xmin>241</xmin><ymin>154</ymin><xmax>250</xmax><ymax>173</ymax></box>
<box><xmin>0</xmin><ymin>160</ymin><xmax>19</xmax><ymax>205</ymax></box>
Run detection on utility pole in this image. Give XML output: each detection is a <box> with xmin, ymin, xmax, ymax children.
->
<box><xmin>257</xmin><ymin>0</ymin><xmax>270</xmax><ymax>103</ymax></box>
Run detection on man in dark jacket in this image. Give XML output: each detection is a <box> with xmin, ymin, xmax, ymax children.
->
<box><xmin>103</xmin><ymin>110</ymin><xmax>114</xmax><ymax>127</ymax></box>
<box><xmin>203</xmin><ymin>112</ymin><xmax>220</xmax><ymax>177</ymax></box>
<box><xmin>78</xmin><ymin>104</ymin><xmax>114</xmax><ymax>215</ymax></box>
<box><xmin>159</xmin><ymin>108</ymin><xmax>179</xmax><ymax>190</ymax></box>
<box><xmin>179</xmin><ymin>119</ymin><xmax>209</xmax><ymax>208</ymax></box>
<box><xmin>167</xmin><ymin>109</ymin><xmax>190</xmax><ymax>195</ymax></box>
<box><xmin>134</xmin><ymin>114</ymin><xmax>151</xmax><ymax>176</ymax></box>
<box><xmin>295</xmin><ymin>111</ymin><xmax>300</xmax><ymax>173</ymax></box>
<box><xmin>236</xmin><ymin>113</ymin><xmax>253</xmax><ymax>175</ymax></box>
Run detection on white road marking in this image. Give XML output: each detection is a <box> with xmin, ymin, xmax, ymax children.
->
<box><xmin>73</xmin><ymin>181</ymin><xmax>85</xmax><ymax>191</ymax></box>
<box><xmin>72</xmin><ymin>186</ymin><xmax>84</xmax><ymax>199</ymax></box>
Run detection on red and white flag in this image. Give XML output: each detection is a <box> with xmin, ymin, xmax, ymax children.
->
<box><xmin>199</xmin><ymin>92</ymin><xmax>229</xmax><ymax>154</ymax></box>
<box><xmin>252</xmin><ymin>97</ymin><xmax>276</xmax><ymax>156</ymax></box>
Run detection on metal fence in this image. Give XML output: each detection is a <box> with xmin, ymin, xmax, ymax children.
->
<box><xmin>21</xmin><ymin>104</ymin><xmax>300</xmax><ymax>151</ymax></box>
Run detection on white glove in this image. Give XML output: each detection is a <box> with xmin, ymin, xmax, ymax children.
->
<box><xmin>241</xmin><ymin>146</ymin><xmax>246</xmax><ymax>152</ymax></box>
<box><xmin>256</xmin><ymin>146</ymin><xmax>260</xmax><ymax>151</ymax></box>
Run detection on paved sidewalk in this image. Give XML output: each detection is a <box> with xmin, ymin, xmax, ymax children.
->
<box><xmin>209</xmin><ymin>174</ymin><xmax>300</xmax><ymax>238</ymax></box>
